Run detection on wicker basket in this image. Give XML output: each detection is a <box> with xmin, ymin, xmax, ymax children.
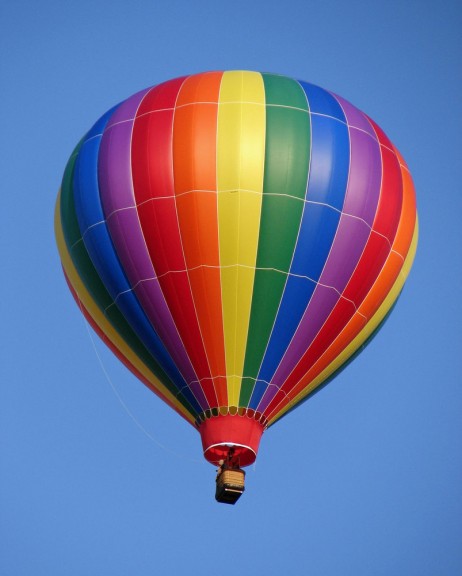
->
<box><xmin>217</xmin><ymin>469</ymin><xmax>245</xmax><ymax>489</ymax></box>
<box><xmin>215</xmin><ymin>468</ymin><xmax>246</xmax><ymax>504</ymax></box>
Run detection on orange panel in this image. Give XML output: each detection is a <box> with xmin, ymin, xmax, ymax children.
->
<box><xmin>172</xmin><ymin>73</ymin><xmax>227</xmax><ymax>406</ymax></box>
<box><xmin>175</xmin><ymin>71</ymin><xmax>223</xmax><ymax>107</ymax></box>
<box><xmin>392</xmin><ymin>162</ymin><xmax>417</xmax><ymax>257</ymax></box>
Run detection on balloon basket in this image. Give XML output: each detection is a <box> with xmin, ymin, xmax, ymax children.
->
<box><xmin>215</xmin><ymin>467</ymin><xmax>246</xmax><ymax>505</ymax></box>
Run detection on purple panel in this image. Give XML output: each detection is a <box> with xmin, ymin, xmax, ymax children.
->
<box><xmin>333</xmin><ymin>94</ymin><xmax>382</xmax><ymax>225</ymax></box>
<box><xmin>98</xmin><ymin>90</ymin><xmax>199</xmax><ymax>389</ymax></box>
<box><xmin>189</xmin><ymin>381</ymin><xmax>209</xmax><ymax>409</ymax></box>
<box><xmin>319</xmin><ymin>215</ymin><xmax>371</xmax><ymax>292</ymax></box>
<box><xmin>107</xmin><ymin>209</ymin><xmax>154</xmax><ymax>279</ymax></box>
<box><xmin>312</xmin><ymin>99</ymin><xmax>382</xmax><ymax>309</ymax></box>
<box><xmin>343</xmin><ymin>128</ymin><xmax>382</xmax><ymax>226</ymax></box>
<box><xmin>99</xmin><ymin>125</ymin><xmax>136</xmax><ymax>210</ymax></box>
<box><xmin>334</xmin><ymin>94</ymin><xmax>376</xmax><ymax>136</ymax></box>
<box><xmin>256</xmin><ymin>384</ymin><xmax>279</xmax><ymax>413</ymax></box>
<box><xmin>107</xmin><ymin>89</ymin><xmax>149</xmax><ymax>129</ymax></box>
<box><xmin>270</xmin><ymin>286</ymin><xmax>339</xmax><ymax>388</ymax></box>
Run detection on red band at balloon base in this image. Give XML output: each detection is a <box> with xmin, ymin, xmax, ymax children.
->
<box><xmin>199</xmin><ymin>415</ymin><xmax>265</xmax><ymax>467</ymax></box>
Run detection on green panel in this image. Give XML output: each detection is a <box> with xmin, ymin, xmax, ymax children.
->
<box><xmin>60</xmin><ymin>143</ymin><xmax>86</xmax><ymax>248</ymax></box>
<box><xmin>59</xmin><ymin>149</ymin><xmax>197</xmax><ymax>416</ymax></box>
<box><xmin>263</xmin><ymin>74</ymin><xmax>309</xmax><ymax>109</ymax></box>
<box><xmin>240</xmin><ymin>75</ymin><xmax>310</xmax><ymax>405</ymax></box>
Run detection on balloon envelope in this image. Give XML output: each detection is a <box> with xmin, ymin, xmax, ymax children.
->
<box><xmin>55</xmin><ymin>71</ymin><xmax>417</xmax><ymax>467</ymax></box>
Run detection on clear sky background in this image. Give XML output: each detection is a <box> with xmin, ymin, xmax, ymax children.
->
<box><xmin>1</xmin><ymin>1</ymin><xmax>461</xmax><ymax>575</ymax></box>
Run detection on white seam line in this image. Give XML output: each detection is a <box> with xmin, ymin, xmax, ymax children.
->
<box><xmin>104</xmin><ymin>264</ymin><xmax>370</xmax><ymax>319</ymax></box>
<box><xmin>103</xmin><ymin>196</ymin><xmax>394</xmax><ymax>247</ymax></box>
<box><xmin>101</xmin><ymin>101</ymin><xmax>379</xmax><ymax>142</ymax></box>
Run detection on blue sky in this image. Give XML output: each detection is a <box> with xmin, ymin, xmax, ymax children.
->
<box><xmin>1</xmin><ymin>1</ymin><xmax>461</xmax><ymax>574</ymax></box>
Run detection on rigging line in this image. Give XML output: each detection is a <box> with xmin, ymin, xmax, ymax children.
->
<box><xmin>76</xmin><ymin>297</ymin><xmax>201</xmax><ymax>464</ymax></box>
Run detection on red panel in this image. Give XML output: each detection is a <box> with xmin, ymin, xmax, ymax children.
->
<box><xmin>343</xmin><ymin>233</ymin><xmax>392</xmax><ymax>305</ymax></box>
<box><xmin>131</xmin><ymin>76</ymin><xmax>218</xmax><ymax>407</ymax></box>
<box><xmin>132</xmin><ymin>109</ymin><xmax>177</xmax><ymax>204</ymax></box>
<box><xmin>136</xmin><ymin>198</ymin><xmax>185</xmax><ymax>275</ymax></box>
<box><xmin>137</xmin><ymin>76</ymin><xmax>187</xmax><ymax>117</ymax></box>
<box><xmin>368</xmin><ymin>119</ymin><xmax>404</xmax><ymax>241</ymax></box>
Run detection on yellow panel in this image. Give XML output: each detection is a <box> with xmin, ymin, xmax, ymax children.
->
<box><xmin>268</xmin><ymin>219</ymin><xmax>419</xmax><ymax>425</ymax></box>
<box><xmin>54</xmin><ymin>192</ymin><xmax>195</xmax><ymax>424</ymax></box>
<box><xmin>217</xmin><ymin>71</ymin><xmax>266</xmax><ymax>406</ymax></box>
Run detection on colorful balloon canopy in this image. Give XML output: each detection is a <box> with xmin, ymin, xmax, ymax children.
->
<box><xmin>55</xmin><ymin>71</ymin><xmax>418</xmax><ymax>467</ymax></box>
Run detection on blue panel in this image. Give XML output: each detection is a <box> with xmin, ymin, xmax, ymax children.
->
<box><xmin>249</xmin><ymin>275</ymin><xmax>316</xmax><ymax>409</ymax></box>
<box><xmin>250</xmin><ymin>206</ymin><xmax>339</xmax><ymax>405</ymax></box>
<box><xmin>73</xmin><ymin>109</ymin><xmax>115</xmax><ymax>232</ymax></box>
<box><xmin>248</xmin><ymin>379</ymin><xmax>269</xmax><ymax>410</ymax></box>
<box><xmin>290</xmin><ymin>203</ymin><xmax>340</xmax><ymax>279</ymax></box>
<box><xmin>306</xmin><ymin>114</ymin><xmax>350</xmax><ymax>209</ymax></box>
<box><xmin>72</xmin><ymin>113</ymin><xmax>189</xmax><ymax>396</ymax></box>
<box><xmin>299</xmin><ymin>81</ymin><xmax>346</xmax><ymax>121</ymax></box>
<box><xmin>250</xmin><ymin>90</ymin><xmax>350</xmax><ymax>402</ymax></box>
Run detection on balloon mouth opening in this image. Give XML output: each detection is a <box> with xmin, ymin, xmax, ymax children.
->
<box><xmin>204</xmin><ymin>442</ymin><xmax>257</xmax><ymax>467</ymax></box>
<box><xmin>199</xmin><ymin>415</ymin><xmax>265</xmax><ymax>467</ymax></box>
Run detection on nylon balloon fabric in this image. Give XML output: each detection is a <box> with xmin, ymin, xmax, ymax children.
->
<box><xmin>55</xmin><ymin>71</ymin><xmax>418</xmax><ymax>467</ymax></box>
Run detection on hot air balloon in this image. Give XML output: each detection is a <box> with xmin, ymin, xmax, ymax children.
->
<box><xmin>55</xmin><ymin>71</ymin><xmax>417</xmax><ymax>504</ymax></box>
